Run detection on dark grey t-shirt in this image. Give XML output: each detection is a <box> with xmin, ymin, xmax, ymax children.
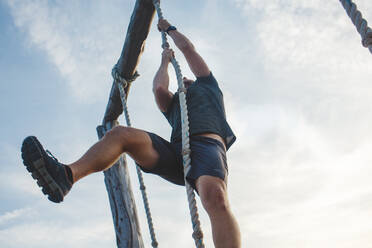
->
<box><xmin>162</xmin><ymin>72</ymin><xmax>236</xmax><ymax>150</ymax></box>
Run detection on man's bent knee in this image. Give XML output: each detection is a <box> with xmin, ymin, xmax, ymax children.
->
<box><xmin>197</xmin><ymin>176</ymin><xmax>229</xmax><ymax>214</ymax></box>
<box><xmin>106</xmin><ymin>126</ymin><xmax>158</xmax><ymax>169</ymax></box>
<box><xmin>105</xmin><ymin>125</ymin><xmax>130</xmax><ymax>137</ymax></box>
<box><xmin>104</xmin><ymin>126</ymin><xmax>136</xmax><ymax>150</ymax></box>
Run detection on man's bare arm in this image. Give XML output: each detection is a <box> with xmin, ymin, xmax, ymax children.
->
<box><xmin>158</xmin><ymin>19</ymin><xmax>210</xmax><ymax>78</ymax></box>
<box><xmin>153</xmin><ymin>48</ymin><xmax>174</xmax><ymax>113</ymax></box>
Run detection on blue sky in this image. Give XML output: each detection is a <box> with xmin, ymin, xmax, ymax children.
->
<box><xmin>1</xmin><ymin>0</ymin><xmax>372</xmax><ymax>247</ymax></box>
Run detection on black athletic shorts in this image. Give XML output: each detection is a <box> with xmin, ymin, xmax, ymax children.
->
<box><xmin>137</xmin><ymin>133</ymin><xmax>228</xmax><ymax>190</ymax></box>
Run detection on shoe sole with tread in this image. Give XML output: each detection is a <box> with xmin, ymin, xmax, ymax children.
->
<box><xmin>21</xmin><ymin>136</ymin><xmax>64</xmax><ymax>203</ymax></box>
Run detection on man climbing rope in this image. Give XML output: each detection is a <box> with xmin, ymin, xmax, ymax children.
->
<box><xmin>21</xmin><ymin>19</ymin><xmax>241</xmax><ymax>248</ymax></box>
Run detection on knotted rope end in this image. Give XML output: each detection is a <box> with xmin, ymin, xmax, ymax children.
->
<box><xmin>112</xmin><ymin>65</ymin><xmax>140</xmax><ymax>88</ymax></box>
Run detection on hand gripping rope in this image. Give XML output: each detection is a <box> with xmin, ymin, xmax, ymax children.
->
<box><xmin>152</xmin><ymin>1</ymin><xmax>205</xmax><ymax>248</ymax></box>
<box><xmin>340</xmin><ymin>0</ymin><xmax>372</xmax><ymax>54</ymax></box>
<box><xmin>112</xmin><ymin>66</ymin><xmax>159</xmax><ymax>248</ymax></box>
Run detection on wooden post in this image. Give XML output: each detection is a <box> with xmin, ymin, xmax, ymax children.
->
<box><xmin>103</xmin><ymin>0</ymin><xmax>155</xmax><ymax>124</ymax></box>
<box><xmin>97</xmin><ymin>122</ymin><xmax>144</xmax><ymax>248</ymax></box>
<box><xmin>98</xmin><ymin>0</ymin><xmax>155</xmax><ymax>247</ymax></box>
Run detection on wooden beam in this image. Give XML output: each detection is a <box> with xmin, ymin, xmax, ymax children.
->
<box><xmin>98</xmin><ymin>1</ymin><xmax>156</xmax><ymax>247</ymax></box>
<box><xmin>97</xmin><ymin>122</ymin><xmax>145</xmax><ymax>248</ymax></box>
<box><xmin>103</xmin><ymin>0</ymin><xmax>155</xmax><ymax>124</ymax></box>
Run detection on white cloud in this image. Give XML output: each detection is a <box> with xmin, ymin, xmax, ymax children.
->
<box><xmin>225</xmin><ymin>97</ymin><xmax>372</xmax><ymax>247</ymax></box>
<box><xmin>233</xmin><ymin>0</ymin><xmax>372</xmax><ymax>77</ymax></box>
<box><xmin>0</xmin><ymin>219</ymin><xmax>115</xmax><ymax>248</ymax></box>
<box><xmin>0</xmin><ymin>208</ymin><xmax>33</xmax><ymax>226</ymax></box>
<box><xmin>5</xmin><ymin>0</ymin><xmax>131</xmax><ymax>103</ymax></box>
<box><xmin>228</xmin><ymin>0</ymin><xmax>372</xmax><ymax>146</ymax></box>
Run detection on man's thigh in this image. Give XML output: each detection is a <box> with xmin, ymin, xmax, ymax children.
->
<box><xmin>186</xmin><ymin>136</ymin><xmax>228</xmax><ymax>190</ymax></box>
<box><xmin>121</xmin><ymin>127</ymin><xmax>160</xmax><ymax>170</ymax></box>
<box><xmin>132</xmin><ymin>131</ymin><xmax>185</xmax><ymax>186</ymax></box>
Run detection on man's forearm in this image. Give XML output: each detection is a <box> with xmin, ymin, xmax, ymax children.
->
<box><xmin>157</xmin><ymin>19</ymin><xmax>210</xmax><ymax>77</ymax></box>
<box><xmin>153</xmin><ymin>62</ymin><xmax>170</xmax><ymax>91</ymax></box>
<box><xmin>168</xmin><ymin>30</ymin><xmax>195</xmax><ymax>52</ymax></box>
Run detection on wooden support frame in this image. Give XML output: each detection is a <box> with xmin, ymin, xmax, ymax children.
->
<box><xmin>97</xmin><ymin>122</ymin><xmax>144</xmax><ymax>248</ymax></box>
<box><xmin>103</xmin><ymin>0</ymin><xmax>155</xmax><ymax>124</ymax></box>
<box><xmin>98</xmin><ymin>0</ymin><xmax>155</xmax><ymax>247</ymax></box>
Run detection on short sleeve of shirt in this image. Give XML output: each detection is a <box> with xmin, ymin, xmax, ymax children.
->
<box><xmin>196</xmin><ymin>72</ymin><xmax>219</xmax><ymax>87</ymax></box>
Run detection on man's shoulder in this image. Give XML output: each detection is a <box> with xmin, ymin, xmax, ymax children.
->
<box><xmin>194</xmin><ymin>72</ymin><xmax>223</xmax><ymax>96</ymax></box>
<box><xmin>195</xmin><ymin>72</ymin><xmax>219</xmax><ymax>89</ymax></box>
<box><xmin>195</xmin><ymin>72</ymin><xmax>215</xmax><ymax>83</ymax></box>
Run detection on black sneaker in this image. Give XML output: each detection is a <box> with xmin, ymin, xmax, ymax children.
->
<box><xmin>21</xmin><ymin>136</ymin><xmax>72</xmax><ymax>203</ymax></box>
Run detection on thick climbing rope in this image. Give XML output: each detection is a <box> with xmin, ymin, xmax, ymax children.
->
<box><xmin>152</xmin><ymin>1</ymin><xmax>205</xmax><ymax>248</ymax></box>
<box><xmin>112</xmin><ymin>66</ymin><xmax>159</xmax><ymax>248</ymax></box>
<box><xmin>340</xmin><ymin>0</ymin><xmax>372</xmax><ymax>54</ymax></box>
